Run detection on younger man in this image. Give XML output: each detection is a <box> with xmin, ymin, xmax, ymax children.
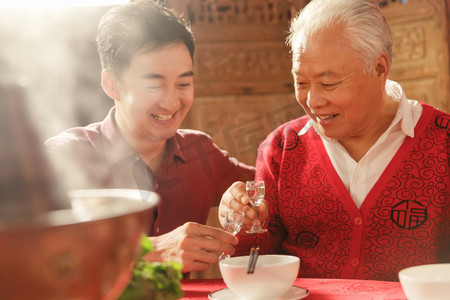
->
<box><xmin>47</xmin><ymin>0</ymin><xmax>254</xmax><ymax>273</ymax></box>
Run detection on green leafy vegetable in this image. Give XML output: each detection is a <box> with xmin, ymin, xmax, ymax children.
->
<box><xmin>119</xmin><ymin>234</ymin><xmax>184</xmax><ymax>300</ymax></box>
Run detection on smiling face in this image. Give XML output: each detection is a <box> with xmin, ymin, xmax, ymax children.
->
<box><xmin>104</xmin><ymin>43</ymin><xmax>194</xmax><ymax>144</ymax></box>
<box><xmin>292</xmin><ymin>25</ymin><xmax>389</xmax><ymax>145</ymax></box>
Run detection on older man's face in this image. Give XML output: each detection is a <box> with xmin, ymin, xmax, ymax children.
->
<box><xmin>291</xmin><ymin>26</ymin><xmax>388</xmax><ymax>145</ymax></box>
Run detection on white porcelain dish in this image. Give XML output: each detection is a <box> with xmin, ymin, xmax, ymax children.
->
<box><xmin>208</xmin><ymin>286</ymin><xmax>309</xmax><ymax>300</ymax></box>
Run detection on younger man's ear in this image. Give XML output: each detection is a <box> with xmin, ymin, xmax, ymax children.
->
<box><xmin>101</xmin><ymin>70</ymin><xmax>119</xmax><ymax>100</ymax></box>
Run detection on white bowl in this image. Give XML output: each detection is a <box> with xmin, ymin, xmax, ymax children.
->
<box><xmin>399</xmin><ymin>263</ymin><xmax>450</xmax><ymax>300</ymax></box>
<box><xmin>219</xmin><ymin>254</ymin><xmax>300</xmax><ymax>300</ymax></box>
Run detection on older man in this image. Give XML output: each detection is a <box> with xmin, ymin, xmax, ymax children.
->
<box><xmin>219</xmin><ymin>0</ymin><xmax>449</xmax><ymax>281</ymax></box>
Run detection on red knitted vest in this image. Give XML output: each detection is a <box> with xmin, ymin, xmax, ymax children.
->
<box><xmin>241</xmin><ymin>103</ymin><xmax>450</xmax><ymax>281</ymax></box>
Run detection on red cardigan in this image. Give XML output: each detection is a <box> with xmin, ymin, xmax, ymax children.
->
<box><xmin>236</xmin><ymin>103</ymin><xmax>450</xmax><ymax>281</ymax></box>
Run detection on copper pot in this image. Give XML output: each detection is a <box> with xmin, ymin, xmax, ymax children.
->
<box><xmin>0</xmin><ymin>189</ymin><xmax>158</xmax><ymax>300</ymax></box>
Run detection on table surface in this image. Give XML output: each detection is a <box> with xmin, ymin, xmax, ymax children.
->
<box><xmin>180</xmin><ymin>278</ymin><xmax>407</xmax><ymax>300</ymax></box>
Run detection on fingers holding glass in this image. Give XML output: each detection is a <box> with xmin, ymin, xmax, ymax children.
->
<box><xmin>219</xmin><ymin>209</ymin><xmax>245</xmax><ymax>261</ymax></box>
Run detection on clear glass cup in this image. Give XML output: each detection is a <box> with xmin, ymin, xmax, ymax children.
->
<box><xmin>219</xmin><ymin>209</ymin><xmax>245</xmax><ymax>261</ymax></box>
<box><xmin>245</xmin><ymin>180</ymin><xmax>268</xmax><ymax>234</ymax></box>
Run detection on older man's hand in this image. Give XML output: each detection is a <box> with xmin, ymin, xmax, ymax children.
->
<box><xmin>218</xmin><ymin>181</ymin><xmax>268</xmax><ymax>235</ymax></box>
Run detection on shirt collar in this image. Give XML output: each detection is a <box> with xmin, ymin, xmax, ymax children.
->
<box><xmin>99</xmin><ymin>107</ymin><xmax>185</xmax><ymax>167</ymax></box>
<box><xmin>385</xmin><ymin>80</ymin><xmax>416</xmax><ymax>138</ymax></box>
<box><xmin>163</xmin><ymin>133</ymin><xmax>186</xmax><ymax>164</ymax></box>
<box><xmin>298</xmin><ymin>80</ymin><xmax>417</xmax><ymax>139</ymax></box>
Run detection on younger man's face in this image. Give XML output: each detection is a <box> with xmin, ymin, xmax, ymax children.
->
<box><xmin>114</xmin><ymin>43</ymin><xmax>194</xmax><ymax>143</ymax></box>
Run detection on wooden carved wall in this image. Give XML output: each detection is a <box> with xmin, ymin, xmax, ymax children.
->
<box><xmin>380</xmin><ymin>0</ymin><xmax>450</xmax><ymax>113</ymax></box>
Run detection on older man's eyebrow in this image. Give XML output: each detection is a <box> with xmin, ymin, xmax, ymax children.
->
<box><xmin>317</xmin><ymin>71</ymin><xmax>339</xmax><ymax>78</ymax></box>
<box><xmin>291</xmin><ymin>70</ymin><xmax>338</xmax><ymax>77</ymax></box>
<box><xmin>180</xmin><ymin>71</ymin><xmax>194</xmax><ymax>77</ymax></box>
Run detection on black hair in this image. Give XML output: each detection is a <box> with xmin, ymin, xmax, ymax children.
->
<box><xmin>96</xmin><ymin>0</ymin><xmax>194</xmax><ymax>76</ymax></box>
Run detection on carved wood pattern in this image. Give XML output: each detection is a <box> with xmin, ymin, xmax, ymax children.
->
<box><xmin>194</xmin><ymin>42</ymin><xmax>292</xmax><ymax>96</ymax></box>
<box><xmin>184</xmin><ymin>94</ymin><xmax>303</xmax><ymax>166</ymax></box>
<box><xmin>392</xmin><ymin>25</ymin><xmax>426</xmax><ymax>62</ymax></box>
<box><xmin>384</xmin><ymin>0</ymin><xmax>449</xmax><ymax>112</ymax></box>
<box><xmin>195</xmin><ymin>43</ymin><xmax>290</xmax><ymax>78</ymax></box>
<box><xmin>170</xmin><ymin>0</ymin><xmax>299</xmax><ymax>96</ymax></box>
<box><xmin>185</xmin><ymin>0</ymin><xmax>296</xmax><ymax>25</ymax></box>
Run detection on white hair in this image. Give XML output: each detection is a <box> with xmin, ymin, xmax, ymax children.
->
<box><xmin>286</xmin><ymin>0</ymin><xmax>392</xmax><ymax>73</ymax></box>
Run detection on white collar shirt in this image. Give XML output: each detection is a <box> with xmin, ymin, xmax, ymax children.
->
<box><xmin>302</xmin><ymin>80</ymin><xmax>423</xmax><ymax>208</ymax></box>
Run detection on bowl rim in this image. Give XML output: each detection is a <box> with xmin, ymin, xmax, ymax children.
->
<box><xmin>66</xmin><ymin>188</ymin><xmax>159</xmax><ymax>223</ymax></box>
<box><xmin>1</xmin><ymin>189</ymin><xmax>159</xmax><ymax>231</ymax></box>
<box><xmin>219</xmin><ymin>254</ymin><xmax>300</xmax><ymax>268</ymax></box>
<box><xmin>399</xmin><ymin>263</ymin><xmax>450</xmax><ymax>282</ymax></box>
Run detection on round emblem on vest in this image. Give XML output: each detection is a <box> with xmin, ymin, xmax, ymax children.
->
<box><xmin>295</xmin><ymin>231</ymin><xmax>319</xmax><ymax>248</ymax></box>
<box><xmin>390</xmin><ymin>200</ymin><xmax>427</xmax><ymax>229</ymax></box>
<box><xmin>435</xmin><ymin>115</ymin><xmax>450</xmax><ymax>131</ymax></box>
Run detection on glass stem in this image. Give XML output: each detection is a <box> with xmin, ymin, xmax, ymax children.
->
<box><xmin>252</xmin><ymin>204</ymin><xmax>261</xmax><ymax>228</ymax></box>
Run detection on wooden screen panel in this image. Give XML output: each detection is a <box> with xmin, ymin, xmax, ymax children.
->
<box><xmin>382</xmin><ymin>0</ymin><xmax>449</xmax><ymax>112</ymax></box>
<box><xmin>184</xmin><ymin>93</ymin><xmax>303</xmax><ymax>166</ymax></box>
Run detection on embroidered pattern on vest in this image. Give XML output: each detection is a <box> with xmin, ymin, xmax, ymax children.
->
<box><xmin>435</xmin><ymin>115</ymin><xmax>450</xmax><ymax>136</ymax></box>
<box><xmin>390</xmin><ymin>200</ymin><xmax>427</xmax><ymax>229</ymax></box>
<box><xmin>296</xmin><ymin>231</ymin><xmax>320</xmax><ymax>248</ymax></box>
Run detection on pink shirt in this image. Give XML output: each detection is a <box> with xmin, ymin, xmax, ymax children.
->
<box><xmin>46</xmin><ymin>107</ymin><xmax>255</xmax><ymax>236</ymax></box>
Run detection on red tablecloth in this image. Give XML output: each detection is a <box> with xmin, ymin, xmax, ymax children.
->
<box><xmin>180</xmin><ymin>278</ymin><xmax>407</xmax><ymax>299</ymax></box>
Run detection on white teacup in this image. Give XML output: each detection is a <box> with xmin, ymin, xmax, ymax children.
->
<box><xmin>399</xmin><ymin>263</ymin><xmax>450</xmax><ymax>300</ymax></box>
<box><xmin>219</xmin><ymin>254</ymin><xmax>300</xmax><ymax>300</ymax></box>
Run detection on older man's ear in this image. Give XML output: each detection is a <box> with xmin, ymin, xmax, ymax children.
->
<box><xmin>375</xmin><ymin>53</ymin><xmax>390</xmax><ymax>79</ymax></box>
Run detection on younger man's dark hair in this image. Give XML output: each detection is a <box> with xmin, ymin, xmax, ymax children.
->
<box><xmin>96</xmin><ymin>0</ymin><xmax>194</xmax><ymax>76</ymax></box>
